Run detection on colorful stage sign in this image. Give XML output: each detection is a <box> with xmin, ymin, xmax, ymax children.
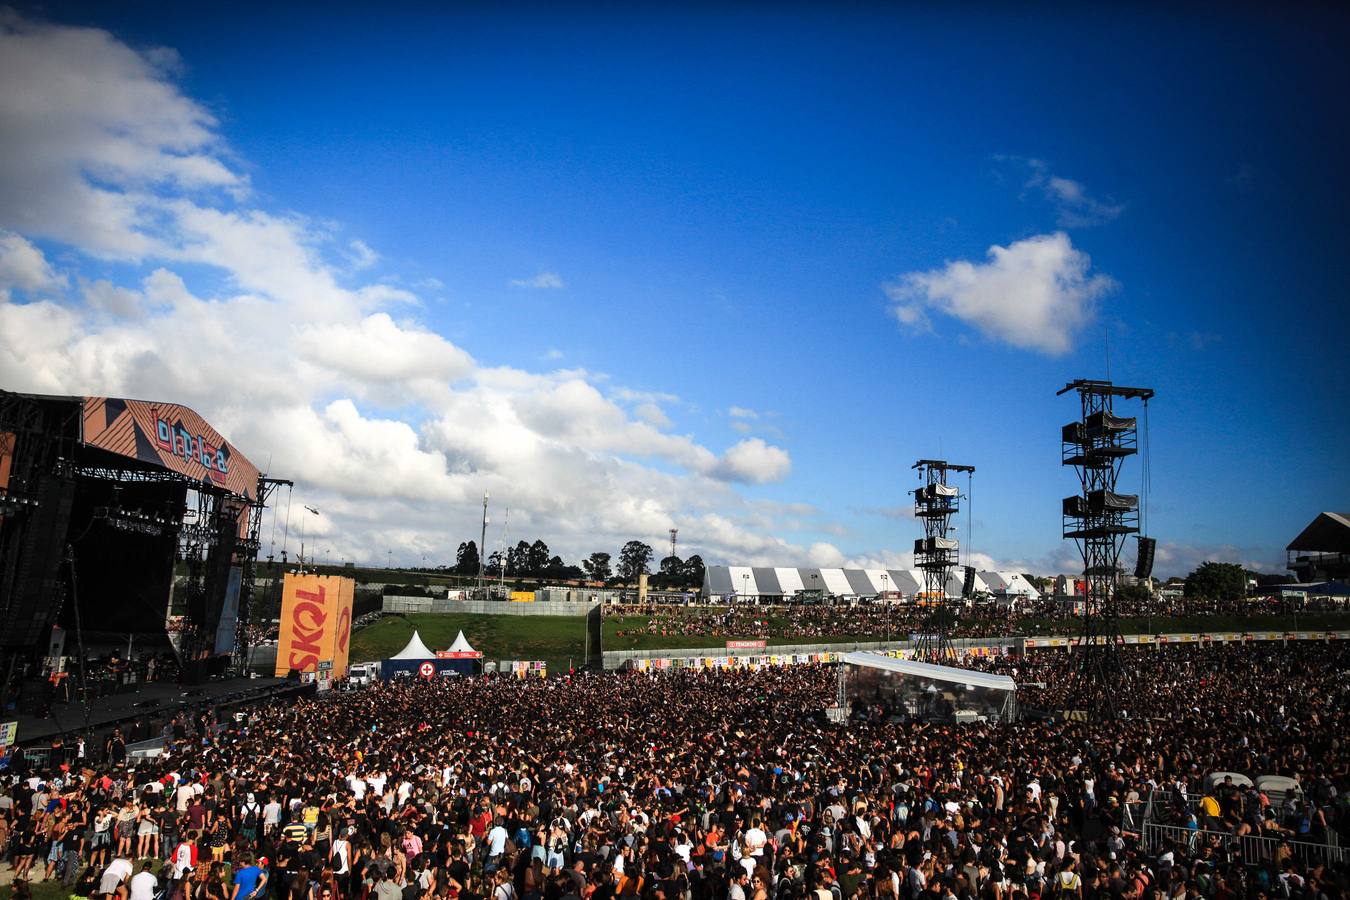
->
<box><xmin>81</xmin><ymin>397</ymin><xmax>260</xmax><ymax>500</ymax></box>
<box><xmin>274</xmin><ymin>573</ymin><xmax>355</xmax><ymax>678</ymax></box>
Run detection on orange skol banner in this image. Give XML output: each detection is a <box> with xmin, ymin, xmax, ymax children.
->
<box><xmin>274</xmin><ymin>573</ymin><xmax>355</xmax><ymax>678</ymax></box>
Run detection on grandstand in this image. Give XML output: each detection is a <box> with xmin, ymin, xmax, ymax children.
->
<box><xmin>701</xmin><ymin>565</ymin><xmax>1040</xmax><ymax>604</ymax></box>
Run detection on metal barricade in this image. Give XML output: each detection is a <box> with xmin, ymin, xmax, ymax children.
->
<box><xmin>1142</xmin><ymin>823</ymin><xmax>1345</xmax><ymax>865</ymax></box>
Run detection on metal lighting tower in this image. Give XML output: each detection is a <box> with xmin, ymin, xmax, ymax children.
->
<box><xmin>669</xmin><ymin>528</ymin><xmax>678</xmax><ymax>562</ymax></box>
<box><xmin>1057</xmin><ymin>379</ymin><xmax>1154</xmax><ymax>720</ymax></box>
<box><xmin>912</xmin><ymin>459</ymin><xmax>974</xmax><ymax>663</ymax></box>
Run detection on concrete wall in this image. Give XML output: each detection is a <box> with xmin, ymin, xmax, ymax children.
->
<box><xmin>382</xmin><ymin>597</ymin><xmax>600</xmax><ymax>617</ymax></box>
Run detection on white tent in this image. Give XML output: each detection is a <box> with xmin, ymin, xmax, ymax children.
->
<box><xmin>389</xmin><ymin>630</ymin><xmax>437</xmax><ymax>660</ymax></box>
<box><xmin>447</xmin><ymin>630</ymin><xmax>476</xmax><ymax>654</ymax></box>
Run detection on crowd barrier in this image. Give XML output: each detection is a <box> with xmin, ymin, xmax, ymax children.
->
<box><xmin>1141</xmin><ymin>822</ymin><xmax>1344</xmax><ymax>865</ymax></box>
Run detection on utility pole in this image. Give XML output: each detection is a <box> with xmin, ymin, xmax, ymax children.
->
<box><xmin>498</xmin><ymin>507</ymin><xmax>510</xmax><ymax>597</ymax></box>
<box><xmin>478</xmin><ymin>491</ymin><xmax>489</xmax><ymax>596</ymax></box>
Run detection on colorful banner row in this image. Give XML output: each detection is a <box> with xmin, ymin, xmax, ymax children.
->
<box><xmin>1023</xmin><ymin>631</ymin><xmax>1350</xmax><ymax>649</ymax></box>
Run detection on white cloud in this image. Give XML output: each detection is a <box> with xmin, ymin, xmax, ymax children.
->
<box><xmin>713</xmin><ymin>438</ymin><xmax>791</xmax><ymax>485</ymax></box>
<box><xmin>0</xmin><ymin>13</ymin><xmax>820</xmax><ymax>571</ymax></box>
<box><xmin>0</xmin><ymin>14</ymin><xmax>243</xmax><ymax>258</ymax></box>
<box><xmin>509</xmin><ymin>271</ymin><xmax>564</xmax><ymax>289</ymax></box>
<box><xmin>728</xmin><ymin>405</ymin><xmax>759</xmax><ymax>419</ymax></box>
<box><xmin>0</xmin><ymin>232</ymin><xmax>66</xmax><ymax>294</ymax></box>
<box><xmin>347</xmin><ymin>239</ymin><xmax>379</xmax><ymax>271</ymax></box>
<box><xmin>884</xmin><ymin>232</ymin><xmax>1116</xmax><ymax>355</ymax></box>
<box><xmin>633</xmin><ymin>402</ymin><xmax>672</xmax><ymax>429</ymax></box>
<box><xmin>1016</xmin><ymin>157</ymin><xmax>1124</xmax><ymax>228</ymax></box>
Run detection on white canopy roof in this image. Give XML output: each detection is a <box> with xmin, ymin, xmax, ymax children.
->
<box><xmin>389</xmin><ymin>629</ymin><xmax>437</xmax><ymax>660</ymax></box>
<box><xmin>447</xmin><ymin>630</ymin><xmax>476</xmax><ymax>653</ymax></box>
<box><xmin>842</xmin><ymin>651</ymin><xmax>1017</xmax><ymax>692</ymax></box>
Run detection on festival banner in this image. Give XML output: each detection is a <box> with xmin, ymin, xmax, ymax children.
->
<box><xmin>81</xmin><ymin>398</ymin><xmax>260</xmax><ymax>501</ymax></box>
<box><xmin>726</xmin><ymin>639</ymin><xmax>767</xmax><ymax>650</ymax></box>
<box><xmin>274</xmin><ymin>573</ymin><xmax>355</xmax><ymax>678</ymax></box>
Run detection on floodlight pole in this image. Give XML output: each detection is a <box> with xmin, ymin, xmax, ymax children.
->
<box><xmin>1057</xmin><ymin>379</ymin><xmax>1154</xmax><ymax>720</ymax></box>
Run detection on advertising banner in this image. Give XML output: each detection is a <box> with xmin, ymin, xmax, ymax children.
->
<box><xmin>726</xmin><ymin>639</ymin><xmax>767</xmax><ymax>650</ymax></box>
<box><xmin>274</xmin><ymin>573</ymin><xmax>355</xmax><ymax>678</ymax></box>
<box><xmin>81</xmin><ymin>398</ymin><xmax>260</xmax><ymax>500</ymax></box>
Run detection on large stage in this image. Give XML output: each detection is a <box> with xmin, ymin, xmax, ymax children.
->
<box><xmin>0</xmin><ymin>392</ymin><xmax>291</xmax><ymax>718</ymax></box>
<box><xmin>8</xmin><ymin>675</ymin><xmax>305</xmax><ymax>747</ymax></box>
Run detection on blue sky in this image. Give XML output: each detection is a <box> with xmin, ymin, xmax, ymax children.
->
<box><xmin>1</xmin><ymin>5</ymin><xmax>1346</xmax><ymax>575</ymax></box>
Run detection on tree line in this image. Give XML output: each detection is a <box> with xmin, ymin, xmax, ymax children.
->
<box><xmin>448</xmin><ymin>538</ymin><xmax>704</xmax><ymax>588</ymax></box>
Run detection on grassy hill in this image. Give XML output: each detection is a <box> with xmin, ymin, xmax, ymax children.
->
<box><xmin>349</xmin><ymin>612</ymin><xmax>589</xmax><ymax>673</ymax></box>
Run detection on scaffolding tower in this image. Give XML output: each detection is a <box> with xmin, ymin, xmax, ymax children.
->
<box><xmin>912</xmin><ymin>459</ymin><xmax>974</xmax><ymax>663</ymax></box>
<box><xmin>1058</xmin><ymin>379</ymin><xmax>1154</xmax><ymax>720</ymax></box>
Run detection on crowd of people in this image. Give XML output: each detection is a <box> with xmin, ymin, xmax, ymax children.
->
<box><xmin>1</xmin><ymin>642</ymin><xmax>1346</xmax><ymax>900</ymax></box>
<box><xmin>605</xmin><ymin>604</ymin><xmax>1026</xmax><ymax>643</ymax></box>
<box><xmin>604</xmin><ymin>595</ymin><xmax>1344</xmax><ymax>644</ymax></box>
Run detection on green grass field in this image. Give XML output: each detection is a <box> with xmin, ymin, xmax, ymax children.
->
<box><xmin>349</xmin><ymin>612</ymin><xmax>590</xmax><ymax>672</ymax></box>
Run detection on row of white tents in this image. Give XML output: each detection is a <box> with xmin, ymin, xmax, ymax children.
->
<box><xmin>702</xmin><ymin>566</ymin><xmax>1041</xmax><ymax>603</ymax></box>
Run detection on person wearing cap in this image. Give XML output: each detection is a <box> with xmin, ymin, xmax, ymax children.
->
<box><xmin>232</xmin><ymin>852</ymin><xmax>268</xmax><ymax>900</ymax></box>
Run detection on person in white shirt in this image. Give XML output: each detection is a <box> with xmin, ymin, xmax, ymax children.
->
<box><xmin>263</xmin><ymin>797</ymin><xmax>282</xmax><ymax>836</ymax></box>
<box><xmin>176</xmin><ymin>783</ymin><xmax>195</xmax><ymax>813</ymax></box>
<box><xmin>743</xmin><ymin>817</ymin><xmax>767</xmax><ymax>858</ymax></box>
<box><xmin>486</xmin><ymin>819</ymin><xmax>509</xmax><ymax>864</ymax></box>
<box><xmin>100</xmin><ymin>857</ymin><xmax>135</xmax><ymax>897</ymax></box>
<box><xmin>332</xmin><ymin>833</ymin><xmax>351</xmax><ymax>876</ymax></box>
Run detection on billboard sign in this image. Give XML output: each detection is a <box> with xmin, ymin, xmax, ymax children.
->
<box><xmin>274</xmin><ymin>573</ymin><xmax>355</xmax><ymax>678</ymax></box>
<box><xmin>81</xmin><ymin>397</ymin><xmax>260</xmax><ymax>500</ymax></box>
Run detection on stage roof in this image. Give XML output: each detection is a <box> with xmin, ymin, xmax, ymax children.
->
<box><xmin>1287</xmin><ymin>512</ymin><xmax>1350</xmax><ymax>553</ymax></box>
<box><xmin>81</xmin><ymin>396</ymin><xmax>259</xmax><ymax>500</ymax></box>
<box><xmin>842</xmin><ymin>651</ymin><xmax>1017</xmax><ymax>692</ymax></box>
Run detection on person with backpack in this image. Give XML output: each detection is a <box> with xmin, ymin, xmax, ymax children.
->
<box><xmin>1052</xmin><ymin>860</ymin><xmax>1081</xmax><ymax>899</ymax></box>
<box><xmin>242</xmin><ymin>794</ymin><xmax>264</xmax><ymax>848</ymax></box>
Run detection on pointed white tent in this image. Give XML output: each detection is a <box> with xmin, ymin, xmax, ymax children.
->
<box><xmin>389</xmin><ymin>630</ymin><xmax>436</xmax><ymax>660</ymax></box>
<box><xmin>447</xmin><ymin>630</ymin><xmax>476</xmax><ymax>654</ymax></box>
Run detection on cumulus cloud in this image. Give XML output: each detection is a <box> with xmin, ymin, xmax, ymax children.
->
<box><xmin>0</xmin><ymin>232</ymin><xmax>66</xmax><ymax>294</ymax></box>
<box><xmin>509</xmin><ymin>271</ymin><xmax>564</xmax><ymax>289</ymax></box>
<box><xmin>713</xmin><ymin>438</ymin><xmax>791</xmax><ymax>485</ymax></box>
<box><xmin>884</xmin><ymin>232</ymin><xmax>1116</xmax><ymax>355</ymax></box>
<box><xmin>0</xmin><ymin>12</ymin><xmax>805</xmax><ymax>568</ymax></box>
